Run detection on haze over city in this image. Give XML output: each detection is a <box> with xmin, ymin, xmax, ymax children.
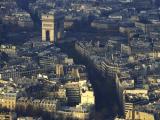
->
<box><xmin>0</xmin><ymin>0</ymin><xmax>160</xmax><ymax>120</ymax></box>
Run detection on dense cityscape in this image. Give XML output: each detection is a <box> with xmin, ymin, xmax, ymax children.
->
<box><xmin>1</xmin><ymin>0</ymin><xmax>160</xmax><ymax>120</ymax></box>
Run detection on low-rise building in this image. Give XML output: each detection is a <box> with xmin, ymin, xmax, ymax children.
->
<box><xmin>0</xmin><ymin>44</ymin><xmax>17</xmax><ymax>56</ymax></box>
<box><xmin>0</xmin><ymin>91</ymin><xmax>20</xmax><ymax>110</ymax></box>
<box><xmin>17</xmin><ymin>97</ymin><xmax>60</xmax><ymax>113</ymax></box>
<box><xmin>126</xmin><ymin>111</ymin><xmax>155</xmax><ymax>120</ymax></box>
<box><xmin>0</xmin><ymin>112</ymin><xmax>17</xmax><ymax>120</ymax></box>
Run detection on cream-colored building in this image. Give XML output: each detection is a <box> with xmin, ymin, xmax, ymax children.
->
<box><xmin>124</xmin><ymin>102</ymin><xmax>155</xmax><ymax>120</ymax></box>
<box><xmin>124</xmin><ymin>89</ymin><xmax>149</xmax><ymax>99</ymax></box>
<box><xmin>0</xmin><ymin>44</ymin><xmax>16</xmax><ymax>55</ymax></box>
<box><xmin>17</xmin><ymin>97</ymin><xmax>59</xmax><ymax>112</ymax></box>
<box><xmin>126</xmin><ymin>111</ymin><xmax>155</xmax><ymax>120</ymax></box>
<box><xmin>80</xmin><ymin>91</ymin><xmax>94</xmax><ymax>105</ymax></box>
<box><xmin>71</xmin><ymin>68</ymin><xmax>80</xmax><ymax>79</ymax></box>
<box><xmin>0</xmin><ymin>112</ymin><xmax>17</xmax><ymax>120</ymax></box>
<box><xmin>125</xmin><ymin>103</ymin><xmax>134</xmax><ymax>116</ymax></box>
<box><xmin>135</xmin><ymin>21</ymin><xmax>160</xmax><ymax>34</ymax></box>
<box><xmin>55</xmin><ymin>64</ymin><xmax>64</xmax><ymax>77</ymax></box>
<box><xmin>124</xmin><ymin>89</ymin><xmax>148</xmax><ymax>94</ymax></box>
<box><xmin>0</xmin><ymin>92</ymin><xmax>18</xmax><ymax>110</ymax></box>
<box><xmin>64</xmin><ymin>58</ymin><xmax>74</xmax><ymax>65</ymax></box>
<box><xmin>41</xmin><ymin>12</ymin><xmax>64</xmax><ymax>43</ymax></box>
<box><xmin>57</xmin><ymin>110</ymin><xmax>89</xmax><ymax>120</ymax></box>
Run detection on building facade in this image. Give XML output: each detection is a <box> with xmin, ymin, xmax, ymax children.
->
<box><xmin>41</xmin><ymin>12</ymin><xmax>64</xmax><ymax>43</ymax></box>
